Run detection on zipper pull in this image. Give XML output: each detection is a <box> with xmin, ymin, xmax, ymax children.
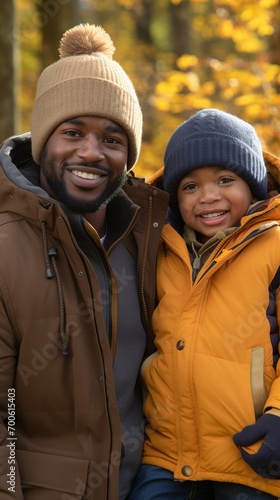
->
<box><xmin>192</xmin><ymin>255</ymin><xmax>201</xmax><ymax>281</ymax></box>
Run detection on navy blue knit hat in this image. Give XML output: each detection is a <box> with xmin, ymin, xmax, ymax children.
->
<box><xmin>163</xmin><ymin>109</ymin><xmax>267</xmax><ymax>213</ymax></box>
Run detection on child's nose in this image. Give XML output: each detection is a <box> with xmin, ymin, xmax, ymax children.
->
<box><xmin>199</xmin><ymin>184</ymin><xmax>221</xmax><ymax>203</ymax></box>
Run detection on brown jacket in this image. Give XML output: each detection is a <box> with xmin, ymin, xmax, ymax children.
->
<box><xmin>0</xmin><ymin>133</ymin><xmax>168</xmax><ymax>499</ymax></box>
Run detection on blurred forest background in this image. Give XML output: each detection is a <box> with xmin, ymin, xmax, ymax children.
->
<box><xmin>1</xmin><ymin>0</ymin><xmax>280</xmax><ymax>178</ymax></box>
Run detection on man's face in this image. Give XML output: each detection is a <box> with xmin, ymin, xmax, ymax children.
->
<box><xmin>40</xmin><ymin>116</ymin><xmax>129</xmax><ymax>213</ymax></box>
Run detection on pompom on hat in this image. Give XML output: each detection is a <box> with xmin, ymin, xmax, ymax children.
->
<box><xmin>31</xmin><ymin>23</ymin><xmax>143</xmax><ymax>169</ymax></box>
<box><xmin>163</xmin><ymin>108</ymin><xmax>267</xmax><ymax>212</ymax></box>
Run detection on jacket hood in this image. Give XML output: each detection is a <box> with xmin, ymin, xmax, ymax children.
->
<box><xmin>0</xmin><ymin>132</ymin><xmax>47</xmax><ymax>196</ymax></box>
<box><xmin>0</xmin><ymin>132</ymin><xmax>57</xmax><ymax>229</ymax></box>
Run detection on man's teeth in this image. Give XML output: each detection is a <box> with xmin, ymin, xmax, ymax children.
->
<box><xmin>72</xmin><ymin>170</ymin><xmax>100</xmax><ymax>180</ymax></box>
<box><xmin>201</xmin><ymin>212</ymin><xmax>225</xmax><ymax>219</ymax></box>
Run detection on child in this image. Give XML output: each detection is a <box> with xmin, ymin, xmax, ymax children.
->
<box><xmin>129</xmin><ymin>109</ymin><xmax>280</xmax><ymax>499</ymax></box>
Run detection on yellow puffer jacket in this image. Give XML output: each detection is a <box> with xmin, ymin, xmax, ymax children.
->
<box><xmin>142</xmin><ymin>152</ymin><xmax>280</xmax><ymax>496</ymax></box>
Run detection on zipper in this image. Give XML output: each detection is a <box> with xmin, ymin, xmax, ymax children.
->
<box><xmin>108</xmin><ymin>196</ymin><xmax>152</xmax><ymax>331</ymax></box>
<box><xmin>83</xmin><ymin>221</ymin><xmax>114</xmax><ymax>345</ymax></box>
<box><xmin>196</xmin><ymin>215</ymin><xmax>278</xmax><ymax>284</ymax></box>
<box><xmin>139</xmin><ymin>193</ymin><xmax>153</xmax><ymax>331</ymax></box>
<box><xmin>192</xmin><ymin>244</ymin><xmax>201</xmax><ymax>282</ymax></box>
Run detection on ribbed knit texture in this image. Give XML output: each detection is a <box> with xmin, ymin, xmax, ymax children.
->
<box><xmin>163</xmin><ymin>109</ymin><xmax>267</xmax><ymax>211</ymax></box>
<box><xmin>31</xmin><ymin>24</ymin><xmax>142</xmax><ymax>169</ymax></box>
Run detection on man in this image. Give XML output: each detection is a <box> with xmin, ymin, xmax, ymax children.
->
<box><xmin>0</xmin><ymin>23</ymin><xmax>168</xmax><ymax>500</ymax></box>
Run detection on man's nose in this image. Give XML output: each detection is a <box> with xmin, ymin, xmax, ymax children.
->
<box><xmin>77</xmin><ymin>135</ymin><xmax>105</xmax><ymax>161</ymax></box>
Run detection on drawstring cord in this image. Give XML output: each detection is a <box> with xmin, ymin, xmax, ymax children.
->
<box><xmin>41</xmin><ymin>221</ymin><xmax>69</xmax><ymax>356</ymax></box>
<box><xmin>42</xmin><ymin>220</ymin><xmax>54</xmax><ymax>279</ymax></box>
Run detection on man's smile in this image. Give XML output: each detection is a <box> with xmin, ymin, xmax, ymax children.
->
<box><xmin>72</xmin><ymin>169</ymin><xmax>104</xmax><ymax>180</ymax></box>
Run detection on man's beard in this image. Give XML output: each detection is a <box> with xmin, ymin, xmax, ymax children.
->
<box><xmin>40</xmin><ymin>153</ymin><xmax>127</xmax><ymax>214</ymax></box>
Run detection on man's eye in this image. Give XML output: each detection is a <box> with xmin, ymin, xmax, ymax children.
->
<box><xmin>64</xmin><ymin>130</ymin><xmax>81</xmax><ymax>137</ymax></box>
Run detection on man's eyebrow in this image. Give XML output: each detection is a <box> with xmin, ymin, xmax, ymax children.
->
<box><xmin>104</xmin><ymin>123</ymin><xmax>127</xmax><ymax>136</ymax></box>
<box><xmin>62</xmin><ymin>118</ymin><xmax>85</xmax><ymax>126</ymax></box>
<box><xmin>62</xmin><ymin>118</ymin><xmax>127</xmax><ymax>136</ymax></box>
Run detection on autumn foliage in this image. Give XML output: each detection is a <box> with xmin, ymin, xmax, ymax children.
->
<box><xmin>15</xmin><ymin>0</ymin><xmax>280</xmax><ymax>177</ymax></box>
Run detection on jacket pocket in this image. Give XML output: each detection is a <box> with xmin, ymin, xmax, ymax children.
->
<box><xmin>140</xmin><ymin>351</ymin><xmax>158</xmax><ymax>404</ymax></box>
<box><xmin>17</xmin><ymin>449</ymin><xmax>89</xmax><ymax>498</ymax></box>
<box><xmin>251</xmin><ymin>346</ymin><xmax>267</xmax><ymax>420</ymax></box>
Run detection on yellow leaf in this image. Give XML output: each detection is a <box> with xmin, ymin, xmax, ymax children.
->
<box><xmin>264</xmin><ymin>65</ymin><xmax>280</xmax><ymax>82</ymax></box>
<box><xmin>236</xmin><ymin>37</ymin><xmax>264</xmax><ymax>53</ymax></box>
<box><xmin>227</xmin><ymin>70</ymin><xmax>260</xmax><ymax>88</ymax></box>
<box><xmin>259</xmin><ymin>0</ymin><xmax>279</xmax><ymax>7</ymax></box>
<box><xmin>240</xmin><ymin>7</ymin><xmax>257</xmax><ymax>22</ymax></box>
<box><xmin>235</xmin><ymin>94</ymin><xmax>266</xmax><ymax>107</ymax></box>
<box><xmin>258</xmin><ymin>24</ymin><xmax>274</xmax><ymax>36</ymax></box>
<box><xmin>245</xmin><ymin>104</ymin><xmax>265</xmax><ymax>119</ymax></box>
<box><xmin>218</xmin><ymin>19</ymin><xmax>234</xmax><ymax>38</ymax></box>
<box><xmin>215</xmin><ymin>0</ymin><xmax>240</xmax><ymax>8</ymax></box>
<box><xmin>235</xmin><ymin>94</ymin><xmax>258</xmax><ymax>106</ymax></box>
<box><xmin>177</xmin><ymin>54</ymin><xmax>198</xmax><ymax>70</ymax></box>
<box><xmin>152</xmin><ymin>96</ymin><xmax>171</xmax><ymax>112</ymax></box>
<box><xmin>201</xmin><ymin>81</ymin><xmax>216</xmax><ymax>96</ymax></box>
<box><xmin>232</xmin><ymin>26</ymin><xmax>249</xmax><ymax>43</ymax></box>
<box><xmin>222</xmin><ymin>88</ymin><xmax>238</xmax><ymax>100</ymax></box>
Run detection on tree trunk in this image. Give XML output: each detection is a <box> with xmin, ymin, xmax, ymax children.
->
<box><xmin>0</xmin><ymin>0</ymin><xmax>17</xmax><ymax>142</ymax></box>
<box><xmin>38</xmin><ymin>0</ymin><xmax>82</xmax><ymax>69</ymax></box>
<box><xmin>169</xmin><ymin>0</ymin><xmax>192</xmax><ymax>58</ymax></box>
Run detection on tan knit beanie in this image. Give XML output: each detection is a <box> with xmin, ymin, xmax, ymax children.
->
<box><xmin>31</xmin><ymin>23</ymin><xmax>143</xmax><ymax>169</ymax></box>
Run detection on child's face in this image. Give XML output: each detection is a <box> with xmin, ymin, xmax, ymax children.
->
<box><xmin>177</xmin><ymin>166</ymin><xmax>253</xmax><ymax>243</ymax></box>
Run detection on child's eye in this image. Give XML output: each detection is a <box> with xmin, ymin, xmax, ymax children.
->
<box><xmin>104</xmin><ymin>137</ymin><xmax>120</xmax><ymax>144</ymax></box>
<box><xmin>183</xmin><ymin>183</ymin><xmax>197</xmax><ymax>191</ymax></box>
<box><xmin>219</xmin><ymin>177</ymin><xmax>233</xmax><ymax>184</ymax></box>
